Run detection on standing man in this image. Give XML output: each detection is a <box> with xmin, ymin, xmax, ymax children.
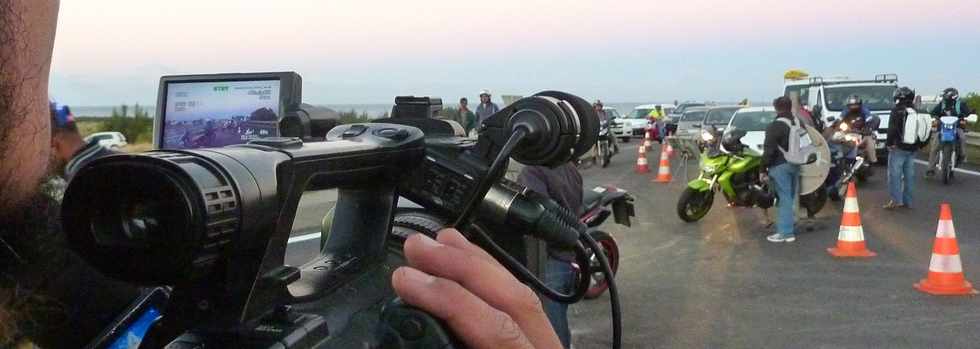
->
<box><xmin>926</xmin><ymin>87</ymin><xmax>972</xmax><ymax>176</ymax></box>
<box><xmin>458</xmin><ymin>97</ymin><xmax>476</xmax><ymax>136</ymax></box>
<box><xmin>884</xmin><ymin>87</ymin><xmax>927</xmax><ymax>209</ymax></box>
<box><xmin>475</xmin><ymin>89</ymin><xmax>500</xmax><ymax>126</ymax></box>
<box><xmin>761</xmin><ymin>96</ymin><xmax>799</xmax><ymax>243</ymax></box>
<box><xmin>517</xmin><ymin>162</ymin><xmax>582</xmax><ymax>349</ymax></box>
<box><xmin>647</xmin><ymin>105</ymin><xmax>665</xmax><ymax>141</ymax></box>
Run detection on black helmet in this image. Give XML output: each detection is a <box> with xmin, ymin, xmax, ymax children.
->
<box><xmin>846</xmin><ymin>95</ymin><xmax>863</xmax><ymax>110</ymax></box>
<box><xmin>893</xmin><ymin>86</ymin><xmax>915</xmax><ymax>105</ymax></box>
<box><xmin>721</xmin><ymin>128</ymin><xmax>746</xmax><ymax>153</ymax></box>
<box><xmin>942</xmin><ymin>87</ymin><xmax>959</xmax><ymax>103</ymax></box>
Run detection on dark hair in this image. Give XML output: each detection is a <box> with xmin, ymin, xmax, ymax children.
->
<box><xmin>773</xmin><ymin>96</ymin><xmax>792</xmax><ymax>113</ymax></box>
<box><xmin>460</xmin><ymin>97</ymin><xmax>468</xmax><ymax>103</ymax></box>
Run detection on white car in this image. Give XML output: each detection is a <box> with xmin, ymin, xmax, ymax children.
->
<box><xmin>84</xmin><ymin>131</ymin><xmax>128</xmax><ymax>149</ymax></box>
<box><xmin>724</xmin><ymin>106</ymin><xmax>776</xmax><ymax>153</ymax></box>
<box><xmin>602</xmin><ymin>107</ymin><xmax>629</xmax><ymax>139</ymax></box>
<box><xmin>619</xmin><ymin>104</ymin><xmax>674</xmax><ymax>141</ymax></box>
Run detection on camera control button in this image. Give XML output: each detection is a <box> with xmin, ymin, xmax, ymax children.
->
<box><xmin>376</xmin><ymin>128</ymin><xmax>411</xmax><ymax>141</ymax></box>
<box><xmin>397</xmin><ymin>317</ymin><xmax>426</xmax><ymax>340</ymax></box>
<box><xmin>342</xmin><ymin>124</ymin><xmax>369</xmax><ymax>138</ymax></box>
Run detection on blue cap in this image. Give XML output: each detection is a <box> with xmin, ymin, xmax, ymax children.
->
<box><xmin>50</xmin><ymin>101</ymin><xmax>75</xmax><ymax>129</ymax></box>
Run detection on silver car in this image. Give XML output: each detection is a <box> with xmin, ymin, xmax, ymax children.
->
<box><xmin>674</xmin><ymin>107</ymin><xmax>709</xmax><ymax>138</ymax></box>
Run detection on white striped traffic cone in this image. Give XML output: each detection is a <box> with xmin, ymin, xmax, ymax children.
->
<box><xmin>634</xmin><ymin>144</ymin><xmax>650</xmax><ymax>173</ymax></box>
<box><xmin>643</xmin><ymin>126</ymin><xmax>653</xmax><ymax>152</ymax></box>
<box><xmin>915</xmin><ymin>203</ymin><xmax>978</xmax><ymax>295</ymax></box>
<box><xmin>827</xmin><ymin>182</ymin><xmax>876</xmax><ymax>257</ymax></box>
<box><xmin>651</xmin><ymin>146</ymin><xmax>672</xmax><ymax>183</ymax></box>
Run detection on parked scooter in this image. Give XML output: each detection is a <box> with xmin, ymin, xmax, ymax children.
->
<box><xmin>579</xmin><ymin>185</ymin><xmax>635</xmax><ymax>299</ymax></box>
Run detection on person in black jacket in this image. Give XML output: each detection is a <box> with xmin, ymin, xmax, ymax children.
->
<box><xmin>926</xmin><ymin>87</ymin><xmax>972</xmax><ymax>175</ymax></box>
<box><xmin>517</xmin><ymin>162</ymin><xmax>582</xmax><ymax>349</ymax></box>
<box><xmin>884</xmin><ymin>87</ymin><xmax>926</xmax><ymax>209</ymax></box>
<box><xmin>761</xmin><ymin>96</ymin><xmax>799</xmax><ymax>243</ymax></box>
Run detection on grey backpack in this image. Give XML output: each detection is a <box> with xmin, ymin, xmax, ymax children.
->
<box><xmin>776</xmin><ymin>117</ymin><xmax>818</xmax><ymax>165</ymax></box>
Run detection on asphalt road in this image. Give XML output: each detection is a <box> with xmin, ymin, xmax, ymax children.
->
<box><xmin>283</xmin><ymin>141</ymin><xmax>980</xmax><ymax>348</ymax></box>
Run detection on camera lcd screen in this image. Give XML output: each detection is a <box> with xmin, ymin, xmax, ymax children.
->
<box><xmin>161</xmin><ymin>79</ymin><xmax>281</xmax><ymax>149</ymax></box>
<box><xmin>105</xmin><ymin>306</ymin><xmax>159</xmax><ymax>349</ymax></box>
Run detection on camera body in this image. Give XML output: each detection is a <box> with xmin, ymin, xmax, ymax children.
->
<box><xmin>67</xmin><ymin>72</ymin><xmax>601</xmax><ymax>348</ymax></box>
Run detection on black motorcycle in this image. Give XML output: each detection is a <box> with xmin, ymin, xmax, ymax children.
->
<box><xmin>596</xmin><ymin>120</ymin><xmax>619</xmax><ymax>168</ymax></box>
<box><xmin>579</xmin><ymin>185</ymin><xmax>634</xmax><ymax>299</ymax></box>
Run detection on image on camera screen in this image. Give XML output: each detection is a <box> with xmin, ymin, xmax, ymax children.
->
<box><xmin>162</xmin><ymin>79</ymin><xmax>281</xmax><ymax>149</ymax></box>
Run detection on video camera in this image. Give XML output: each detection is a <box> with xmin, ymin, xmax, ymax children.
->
<box><xmin>63</xmin><ymin>72</ymin><xmax>617</xmax><ymax>348</ymax></box>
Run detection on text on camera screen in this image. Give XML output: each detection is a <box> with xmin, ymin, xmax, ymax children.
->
<box><xmin>162</xmin><ymin>79</ymin><xmax>281</xmax><ymax>149</ymax></box>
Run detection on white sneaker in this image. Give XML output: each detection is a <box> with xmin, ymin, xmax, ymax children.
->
<box><xmin>767</xmin><ymin>233</ymin><xmax>796</xmax><ymax>243</ymax></box>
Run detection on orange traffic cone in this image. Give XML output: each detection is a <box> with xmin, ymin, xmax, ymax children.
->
<box><xmin>827</xmin><ymin>182</ymin><xmax>876</xmax><ymax>257</ymax></box>
<box><xmin>634</xmin><ymin>144</ymin><xmax>650</xmax><ymax>173</ymax></box>
<box><xmin>915</xmin><ymin>203</ymin><xmax>978</xmax><ymax>296</ymax></box>
<box><xmin>652</xmin><ymin>147</ymin><xmax>672</xmax><ymax>183</ymax></box>
<box><xmin>643</xmin><ymin>127</ymin><xmax>653</xmax><ymax>152</ymax></box>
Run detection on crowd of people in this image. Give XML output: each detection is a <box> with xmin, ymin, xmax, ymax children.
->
<box><xmin>761</xmin><ymin>87</ymin><xmax>974</xmax><ymax>243</ymax></box>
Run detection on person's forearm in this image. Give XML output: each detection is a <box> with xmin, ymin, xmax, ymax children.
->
<box><xmin>0</xmin><ymin>0</ymin><xmax>60</xmax><ymax>212</ymax></box>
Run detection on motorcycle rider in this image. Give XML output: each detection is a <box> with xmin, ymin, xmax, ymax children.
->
<box><xmin>926</xmin><ymin>87</ymin><xmax>971</xmax><ymax>176</ymax></box>
<box><xmin>835</xmin><ymin>95</ymin><xmax>879</xmax><ymax>164</ymax></box>
<box><xmin>592</xmin><ymin>100</ymin><xmax>618</xmax><ymax>163</ymax></box>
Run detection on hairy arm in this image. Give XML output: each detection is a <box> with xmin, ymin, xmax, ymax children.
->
<box><xmin>0</xmin><ymin>0</ymin><xmax>59</xmax><ymax>212</ymax></box>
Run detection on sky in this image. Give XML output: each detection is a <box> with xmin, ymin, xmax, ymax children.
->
<box><xmin>49</xmin><ymin>0</ymin><xmax>980</xmax><ymax>106</ymax></box>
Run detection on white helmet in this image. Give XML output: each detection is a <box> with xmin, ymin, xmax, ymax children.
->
<box><xmin>479</xmin><ymin>89</ymin><xmax>491</xmax><ymax>97</ymax></box>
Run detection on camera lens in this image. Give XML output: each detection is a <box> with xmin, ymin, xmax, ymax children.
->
<box><xmin>63</xmin><ymin>153</ymin><xmax>238</xmax><ymax>285</ymax></box>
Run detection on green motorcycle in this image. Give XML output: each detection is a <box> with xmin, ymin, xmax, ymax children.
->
<box><xmin>676</xmin><ymin>127</ymin><xmax>825</xmax><ymax>222</ymax></box>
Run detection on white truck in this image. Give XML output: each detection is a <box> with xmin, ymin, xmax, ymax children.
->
<box><xmin>784</xmin><ymin>74</ymin><xmax>898</xmax><ymax>157</ymax></box>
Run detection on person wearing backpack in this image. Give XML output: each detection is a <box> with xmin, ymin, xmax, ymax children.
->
<box><xmin>926</xmin><ymin>87</ymin><xmax>972</xmax><ymax>176</ymax></box>
<box><xmin>761</xmin><ymin>96</ymin><xmax>817</xmax><ymax>243</ymax></box>
<box><xmin>884</xmin><ymin>87</ymin><xmax>929</xmax><ymax>209</ymax></box>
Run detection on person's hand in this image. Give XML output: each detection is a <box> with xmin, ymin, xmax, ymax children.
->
<box><xmin>392</xmin><ymin>229</ymin><xmax>561</xmax><ymax>349</ymax></box>
<box><xmin>759</xmin><ymin>172</ymin><xmax>769</xmax><ymax>184</ymax></box>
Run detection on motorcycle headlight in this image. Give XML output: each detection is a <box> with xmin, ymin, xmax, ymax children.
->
<box><xmin>702</xmin><ymin>165</ymin><xmax>716</xmax><ymax>174</ymax></box>
<box><xmin>839</xmin><ymin>123</ymin><xmax>849</xmax><ymax>132</ymax></box>
<box><xmin>701</xmin><ymin>130</ymin><xmax>715</xmax><ymax>142</ymax></box>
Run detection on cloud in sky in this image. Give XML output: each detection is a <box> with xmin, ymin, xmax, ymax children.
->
<box><xmin>50</xmin><ymin>0</ymin><xmax>980</xmax><ymax>105</ymax></box>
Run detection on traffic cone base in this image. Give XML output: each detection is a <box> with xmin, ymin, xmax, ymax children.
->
<box><xmin>828</xmin><ymin>244</ymin><xmax>877</xmax><ymax>258</ymax></box>
<box><xmin>915</xmin><ymin>277</ymin><xmax>977</xmax><ymax>296</ymax></box>
<box><xmin>652</xmin><ymin>148</ymin><xmax>672</xmax><ymax>183</ymax></box>
<box><xmin>827</xmin><ymin>182</ymin><xmax>875</xmax><ymax>258</ymax></box>
<box><xmin>914</xmin><ymin>203</ymin><xmax>977</xmax><ymax>296</ymax></box>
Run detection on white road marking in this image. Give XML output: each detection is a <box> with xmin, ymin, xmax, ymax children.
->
<box><xmin>288</xmin><ymin>232</ymin><xmax>321</xmax><ymax>244</ymax></box>
<box><xmin>913</xmin><ymin>159</ymin><xmax>980</xmax><ymax>177</ymax></box>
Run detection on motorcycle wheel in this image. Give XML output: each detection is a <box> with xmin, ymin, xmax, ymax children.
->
<box><xmin>677</xmin><ymin>187</ymin><xmax>714</xmax><ymax>222</ymax></box>
<box><xmin>599</xmin><ymin>142</ymin><xmax>610</xmax><ymax>168</ymax></box>
<box><xmin>836</xmin><ymin>180</ymin><xmax>849</xmax><ymax>200</ymax></box>
<box><xmin>801</xmin><ymin>189</ymin><xmax>827</xmax><ymax>218</ymax></box>
<box><xmin>942</xmin><ymin>145</ymin><xmax>954</xmax><ymax>185</ymax></box>
<box><xmin>584</xmin><ymin>230</ymin><xmax>619</xmax><ymax>299</ymax></box>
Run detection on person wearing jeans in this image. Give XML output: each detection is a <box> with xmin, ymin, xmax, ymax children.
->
<box><xmin>761</xmin><ymin>96</ymin><xmax>800</xmax><ymax>242</ymax></box>
<box><xmin>768</xmin><ymin>162</ymin><xmax>800</xmax><ymax>239</ymax></box>
<box><xmin>884</xmin><ymin>86</ymin><xmax>926</xmax><ymax>209</ymax></box>
<box><xmin>517</xmin><ymin>162</ymin><xmax>583</xmax><ymax>348</ymax></box>
<box><xmin>887</xmin><ymin>149</ymin><xmax>916</xmax><ymax>207</ymax></box>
